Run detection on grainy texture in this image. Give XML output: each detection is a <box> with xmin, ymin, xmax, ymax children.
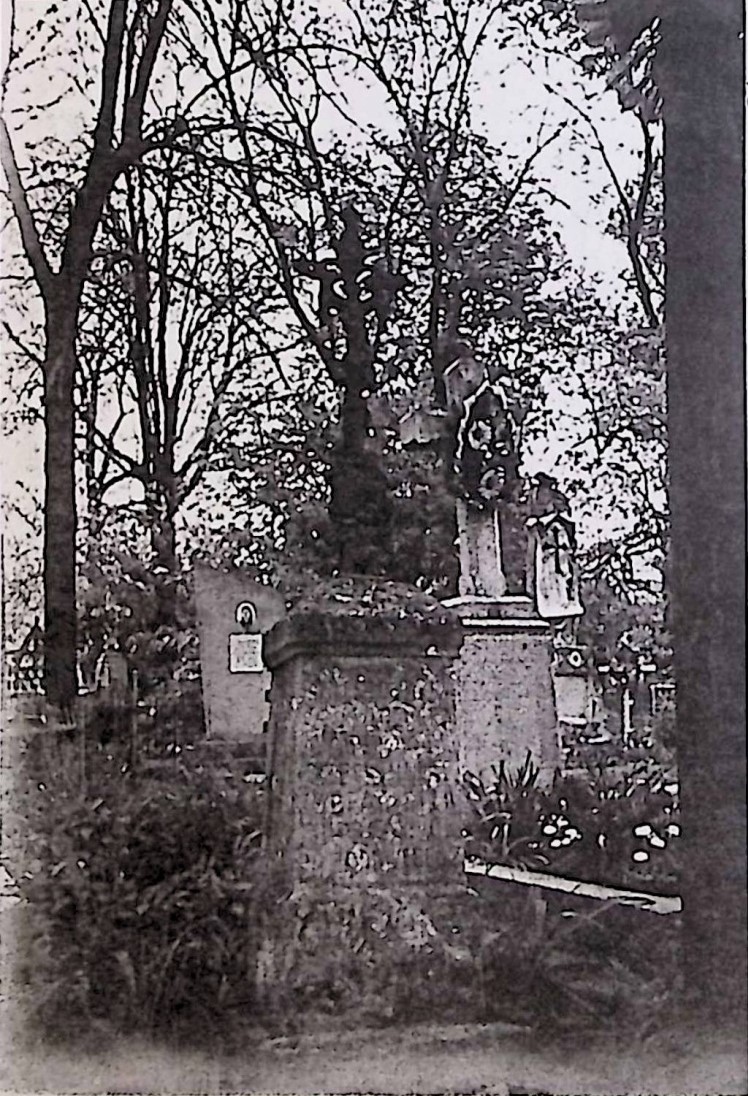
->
<box><xmin>449</xmin><ymin>599</ymin><xmax>559</xmax><ymax>782</ymax></box>
<box><xmin>193</xmin><ymin>566</ymin><xmax>285</xmax><ymax>742</ymax></box>
<box><xmin>261</xmin><ymin>589</ymin><xmax>467</xmax><ymax>1008</ymax></box>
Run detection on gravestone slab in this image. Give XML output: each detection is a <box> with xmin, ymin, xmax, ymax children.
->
<box><xmin>193</xmin><ymin>565</ymin><xmax>285</xmax><ymax>742</ymax></box>
<box><xmin>552</xmin><ymin>644</ymin><xmax>599</xmax><ymax>731</ymax></box>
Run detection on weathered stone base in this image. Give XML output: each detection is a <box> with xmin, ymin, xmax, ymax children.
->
<box><xmin>443</xmin><ymin>595</ymin><xmax>560</xmax><ymax>784</ymax></box>
<box><xmin>259</xmin><ymin>581</ymin><xmax>467</xmax><ymax>1014</ymax></box>
<box><xmin>255</xmin><ymin>880</ymin><xmax>482</xmax><ymax>1016</ymax></box>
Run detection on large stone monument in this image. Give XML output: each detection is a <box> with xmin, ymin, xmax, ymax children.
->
<box><xmin>401</xmin><ymin>354</ymin><xmax>584</xmax><ymax>783</ymax></box>
<box><xmin>259</xmin><ymin>580</ymin><xmax>467</xmax><ymax>1008</ymax></box>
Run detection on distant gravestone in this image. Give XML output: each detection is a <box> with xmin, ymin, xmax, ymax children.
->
<box><xmin>552</xmin><ymin>644</ymin><xmax>601</xmax><ymax>732</ymax></box>
<box><xmin>193</xmin><ymin>566</ymin><xmax>285</xmax><ymax>742</ymax></box>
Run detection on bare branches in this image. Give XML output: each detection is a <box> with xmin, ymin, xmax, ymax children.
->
<box><xmin>499</xmin><ymin>118</ymin><xmax>570</xmax><ymax>220</ymax></box>
<box><xmin>2</xmin><ymin>318</ymin><xmax>44</xmax><ymax>367</ymax></box>
<box><xmin>80</xmin><ymin>0</ymin><xmax>107</xmax><ymax>48</ymax></box>
<box><xmin>0</xmin><ymin>117</ymin><xmax>55</xmax><ymax>295</ymax></box>
<box><xmin>541</xmin><ymin>82</ymin><xmax>662</xmax><ymax>328</ymax></box>
<box><xmin>123</xmin><ymin>0</ymin><xmax>174</xmax><ymax>144</ymax></box>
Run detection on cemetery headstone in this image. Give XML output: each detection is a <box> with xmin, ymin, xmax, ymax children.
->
<box><xmin>193</xmin><ymin>565</ymin><xmax>285</xmax><ymax>744</ymax></box>
<box><xmin>551</xmin><ymin>643</ymin><xmax>606</xmax><ymax>762</ymax></box>
<box><xmin>403</xmin><ymin>353</ymin><xmax>587</xmax><ymax>782</ymax></box>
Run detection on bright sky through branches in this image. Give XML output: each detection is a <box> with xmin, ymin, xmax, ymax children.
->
<box><xmin>0</xmin><ymin>0</ymin><xmax>658</xmax><ymax>633</ymax></box>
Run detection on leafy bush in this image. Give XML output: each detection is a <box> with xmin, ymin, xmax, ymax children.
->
<box><xmin>79</xmin><ymin>550</ymin><xmax>205</xmax><ymax>754</ymax></box>
<box><xmin>11</xmin><ymin>744</ymin><xmax>270</xmax><ymax>1044</ymax></box>
<box><xmin>464</xmin><ymin>751</ymin><xmax>681</xmax><ymax>894</ymax></box>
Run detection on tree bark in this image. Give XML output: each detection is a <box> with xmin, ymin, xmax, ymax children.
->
<box><xmin>662</xmin><ymin>0</ymin><xmax>746</xmax><ymax>1028</ymax></box>
<box><xmin>43</xmin><ymin>310</ymin><xmax>78</xmax><ymax>709</ymax></box>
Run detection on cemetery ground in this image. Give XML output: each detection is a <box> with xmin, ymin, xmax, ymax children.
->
<box><xmin>0</xmin><ymin>558</ymin><xmax>741</xmax><ymax>1096</ymax></box>
<box><xmin>3</xmin><ymin>1014</ymin><xmax>748</xmax><ymax>1095</ymax></box>
<box><xmin>3</xmin><ymin>673</ymin><xmax>745</xmax><ymax>1096</ymax></box>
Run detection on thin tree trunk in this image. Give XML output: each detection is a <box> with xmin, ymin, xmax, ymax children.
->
<box><xmin>43</xmin><ymin>313</ymin><xmax>78</xmax><ymax>709</ymax></box>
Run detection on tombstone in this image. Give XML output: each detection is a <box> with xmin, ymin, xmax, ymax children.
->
<box><xmin>4</xmin><ymin>621</ymin><xmax>44</xmax><ymax>698</ymax></box>
<box><xmin>396</xmin><ymin>358</ymin><xmax>584</xmax><ymax>781</ymax></box>
<box><xmin>650</xmin><ymin>680</ymin><xmax>676</xmax><ymax>719</ymax></box>
<box><xmin>552</xmin><ymin>643</ymin><xmax>605</xmax><ymax>753</ymax></box>
<box><xmin>94</xmin><ymin>646</ymin><xmax>129</xmax><ymax>696</ymax></box>
<box><xmin>260</xmin><ymin>580</ymin><xmax>467</xmax><ymax>1008</ymax></box>
<box><xmin>443</xmin><ymin>354</ymin><xmax>526</xmax><ymax>596</ymax></box>
<box><xmin>193</xmin><ymin>565</ymin><xmax>285</xmax><ymax>744</ymax></box>
<box><xmin>526</xmin><ymin>513</ymin><xmax>584</xmax><ymax>622</ymax></box>
<box><xmin>439</xmin><ymin>358</ymin><xmax>562</xmax><ymax>782</ymax></box>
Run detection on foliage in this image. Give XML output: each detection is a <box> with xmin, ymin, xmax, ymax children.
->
<box><xmin>463</xmin><ymin>748</ymin><xmax>683</xmax><ymax>1035</ymax></box>
<box><xmin>477</xmin><ymin>887</ymin><xmax>680</xmax><ymax>1035</ymax></box>
<box><xmin>464</xmin><ymin>750</ymin><xmax>680</xmax><ymax>894</ymax></box>
<box><xmin>246</xmin><ymin>417</ymin><xmax>459</xmax><ymax>600</ymax></box>
<box><xmin>2</xmin><ymin>0</ymin><xmax>671</xmax><ymax>666</ymax></box>
<box><xmin>0</xmin><ymin>0</ymin><xmax>190</xmax><ymax>705</ymax></box>
<box><xmin>576</xmin><ymin>573</ymin><xmax>672</xmax><ymax>679</ymax></box>
<box><xmin>10</xmin><ymin>743</ymin><xmax>269</xmax><ymax>1044</ymax></box>
<box><xmin>76</xmin><ymin>150</ymin><xmax>305</xmax><ymax>569</ymax></box>
<box><xmin>78</xmin><ymin>540</ymin><xmax>204</xmax><ymax>750</ymax></box>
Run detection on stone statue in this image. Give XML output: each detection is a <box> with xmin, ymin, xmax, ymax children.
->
<box><xmin>443</xmin><ymin>352</ymin><xmax>525</xmax><ymax>598</ymax></box>
<box><xmin>525</xmin><ymin>473</ymin><xmax>584</xmax><ymax>622</ymax></box>
<box><xmin>397</xmin><ymin>354</ymin><xmax>583</xmax><ymax>618</ymax></box>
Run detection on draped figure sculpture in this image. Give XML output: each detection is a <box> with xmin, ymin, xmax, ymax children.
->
<box><xmin>442</xmin><ymin>352</ymin><xmax>583</xmax><ymax>620</ymax></box>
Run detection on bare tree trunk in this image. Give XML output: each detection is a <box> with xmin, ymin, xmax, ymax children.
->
<box><xmin>663</xmin><ymin>0</ymin><xmax>746</xmax><ymax>1028</ymax></box>
<box><xmin>43</xmin><ymin>310</ymin><xmax>78</xmax><ymax>708</ymax></box>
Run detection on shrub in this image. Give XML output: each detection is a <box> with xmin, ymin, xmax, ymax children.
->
<box><xmin>11</xmin><ymin>743</ymin><xmax>270</xmax><ymax>1044</ymax></box>
<box><xmin>477</xmin><ymin>889</ymin><xmax>681</xmax><ymax>1035</ymax></box>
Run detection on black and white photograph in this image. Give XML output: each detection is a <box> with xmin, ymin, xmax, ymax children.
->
<box><xmin>0</xmin><ymin>2</ymin><xmax>745</xmax><ymax>1092</ymax></box>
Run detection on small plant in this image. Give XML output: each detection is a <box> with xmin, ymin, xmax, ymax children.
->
<box><xmin>463</xmin><ymin>752</ymin><xmax>549</xmax><ymax>869</ymax></box>
<box><xmin>463</xmin><ymin>751</ymin><xmax>681</xmax><ymax>894</ymax></box>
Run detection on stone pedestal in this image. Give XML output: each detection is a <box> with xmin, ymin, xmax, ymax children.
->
<box><xmin>264</xmin><ymin>589</ymin><xmax>464</xmax><ymax>885</ymax></box>
<box><xmin>444</xmin><ymin>595</ymin><xmax>560</xmax><ymax>784</ymax></box>
<box><xmin>260</xmin><ymin>583</ymin><xmax>467</xmax><ymax>1009</ymax></box>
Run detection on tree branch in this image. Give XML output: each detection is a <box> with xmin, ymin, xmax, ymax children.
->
<box><xmin>0</xmin><ymin>118</ymin><xmax>55</xmax><ymax>293</ymax></box>
<box><xmin>123</xmin><ymin>0</ymin><xmax>174</xmax><ymax>142</ymax></box>
<box><xmin>94</xmin><ymin>0</ymin><xmax>127</xmax><ymax>148</ymax></box>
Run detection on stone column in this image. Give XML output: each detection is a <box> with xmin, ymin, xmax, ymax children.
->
<box><xmin>260</xmin><ymin>584</ymin><xmax>465</xmax><ymax>1010</ymax></box>
<box><xmin>444</xmin><ymin>594</ymin><xmax>560</xmax><ymax>784</ymax></box>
